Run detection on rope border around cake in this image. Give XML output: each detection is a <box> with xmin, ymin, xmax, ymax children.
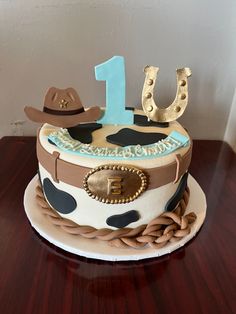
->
<box><xmin>35</xmin><ymin>182</ymin><xmax>197</xmax><ymax>249</ymax></box>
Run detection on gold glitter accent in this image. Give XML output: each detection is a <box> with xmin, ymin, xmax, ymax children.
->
<box><xmin>59</xmin><ymin>99</ymin><xmax>69</xmax><ymax>108</ymax></box>
<box><xmin>142</xmin><ymin>67</ymin><xmax>191</xmax><ymax>122</ymax></box>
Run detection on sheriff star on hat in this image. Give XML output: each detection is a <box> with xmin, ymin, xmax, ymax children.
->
<box><xmin>24</xmin><ymin>87</ymin><xmax>101</xmax><ymax>128</ymax></box>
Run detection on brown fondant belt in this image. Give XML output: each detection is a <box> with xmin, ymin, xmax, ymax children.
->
<box><xmin>37</xmin><ymin>138</ymin><xmax>192</xmax><ymax>190</ymax></box>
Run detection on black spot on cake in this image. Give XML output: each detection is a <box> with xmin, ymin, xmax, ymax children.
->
<box><xmin>48</xmin><ymin>138</ymin><xmax>56</xmax><ymax>146</ymax></box>
<box><xmin>43</xmin><ymin>178</ymin><xmax>77</xmax><ymax>214</ymax></box>
<box><xmin>134</xmin><ymin>114</ymin><xmax>169</xmax><ymax>128</ymax></box>
<box><xmin>106</xmin><ymin>128</ymin><xmax>167</xmax><ymax>147</ymax></box>
<box><xmin>38</xmin><ymin>169</ymin><xmax>43</xmax><ymax>187</ymax></box>
<box><xmin>164</xmin><ymin>172</ymin><xmax>188</xmax><ymax>212</ymax></box>
<box><xmin>126</xmin><ymin>106</ymin><xmax>135</xmax><ymax>111</ymax></box>
<box><xmin>106</xmin><ymin>210</ymin><xmax>140</xmax><ymax>228</ymax></box>
<box><xmin>67</xmin><ymin>123</ymin><xmax>102</xmax><ymax>144</ymax></box>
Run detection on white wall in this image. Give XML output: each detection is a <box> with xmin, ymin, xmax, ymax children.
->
<box><xmin>0</xmin><ymin>0</ymin><xmax>236</xmax><ymax>140</ymax></box>
<box><xmin>224</xmin><ymin>88</ymin><xmax>236</xmax><ymax>152</ymax></box>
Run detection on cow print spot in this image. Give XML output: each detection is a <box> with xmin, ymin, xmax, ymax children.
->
<box><xmin>106</xmin><ymin>210</ymin><xmax>140</xmax><ymax>228</ymax></box>
<box><xmin>126</xmin><ymin>106</ymin><xmax>135</xmax><ymax>111</ymax></box>
<box><xmin>67</xmin><ymin>123</ymin><xmax>102</xmax><ymax>144</ymax></box>
<box><xmin>106</xmin><ymin>128</ymin><xmax>167</xmax><ymax>147</ymax></box>
<box><xmin>134</xmin><ymin>114</ymin><xmax>169</xmax><ymax>128</ymax></box>
<box><xmin>165</xmin><ymin>172</ymin><xmax>188</xmax><ymax>212</ymax></box>
<box><xmin>48</xmin><ymin>138</ymin><xmax>56</xmax><ymax>146</ymax></box>
<box><xmin>43</xmin><ymin>178</ymin><xmax>77</xmax><ymax>214</ymax></box>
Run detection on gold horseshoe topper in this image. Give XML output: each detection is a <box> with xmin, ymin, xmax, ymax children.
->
<box><xmin>142</xmin><ymin>66</ymin><xmax>192</xmax><ymax>122</ymax></box>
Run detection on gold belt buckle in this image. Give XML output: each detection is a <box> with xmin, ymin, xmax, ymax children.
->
<box><xmin>83</xmin><ymin>164</ymin><xmax>148</xmax><ymax>204</ymax></box>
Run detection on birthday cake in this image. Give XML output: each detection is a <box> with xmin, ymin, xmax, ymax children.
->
<box><xmin>25</xmin><ymin>56</ymin><xmax>198</xmax><ymax>250</ymax></box>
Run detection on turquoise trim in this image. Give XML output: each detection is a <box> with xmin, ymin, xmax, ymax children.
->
<box><xmin>48</xmin><ymin>129</ymin><xmax>189</xmax><ymax>160</ymax></box>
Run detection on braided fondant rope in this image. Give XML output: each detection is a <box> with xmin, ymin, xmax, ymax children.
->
<box><xmin>35</xmin><ymin>183</ymin><xmax>197</xmax><ymax>249</ymax></box>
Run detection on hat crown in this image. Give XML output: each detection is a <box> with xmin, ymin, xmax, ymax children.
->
<box><xmin>44</xmin><ymin>87</ymin><xmax>83</xmax><ymax>112</ymax></box>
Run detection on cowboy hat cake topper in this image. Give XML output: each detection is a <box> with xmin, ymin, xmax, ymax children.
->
<box><xmin>24</xmin><ymin>87</ymin><xmax>101</xmax><ymax>128</ymax></box>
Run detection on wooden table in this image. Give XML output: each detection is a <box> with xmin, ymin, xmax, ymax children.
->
<box><xmin>0</xmin><ymin>137</ymin><xmax>235</xmax><ymax>314</ymax></box>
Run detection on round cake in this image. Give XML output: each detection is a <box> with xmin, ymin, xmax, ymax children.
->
<box><xmin>37</xmin><ymin>108</ymin><xmax>192</xmax><ymax>231</ymax></box>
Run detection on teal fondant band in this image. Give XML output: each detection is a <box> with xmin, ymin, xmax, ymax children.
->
<box><xmin>48</xmin><ymin>129</ymin><xmax>189</xmax><ymax>160</ymax></box>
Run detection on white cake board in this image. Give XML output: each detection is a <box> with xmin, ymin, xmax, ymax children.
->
<box><xmin>24</xmin><ymin>174</ymin><xmax>206</xmax><ymax>261</ymax></box>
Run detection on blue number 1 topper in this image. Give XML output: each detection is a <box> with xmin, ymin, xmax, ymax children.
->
<box><xmin>95</xmin><ymin>56</ymin><xmax>134</xmax><ymax>125</ymax></box>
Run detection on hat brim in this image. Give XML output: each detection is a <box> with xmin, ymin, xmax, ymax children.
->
<box><xmin>24</xmin><ymin>106</ymin><xmax>102</xmax><ymax>128</ymax></box>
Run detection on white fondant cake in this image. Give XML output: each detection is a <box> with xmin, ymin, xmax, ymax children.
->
<box><xmin>37</xmin><ymin>109</ymin><xmax>192</xmax><ymax>230</ymax></box>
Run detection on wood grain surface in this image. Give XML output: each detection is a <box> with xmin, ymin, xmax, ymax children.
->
<box><xmin>0</xmin><ymin>137</ymin><xmax>235</xmax><ymax>314</ymax></box>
